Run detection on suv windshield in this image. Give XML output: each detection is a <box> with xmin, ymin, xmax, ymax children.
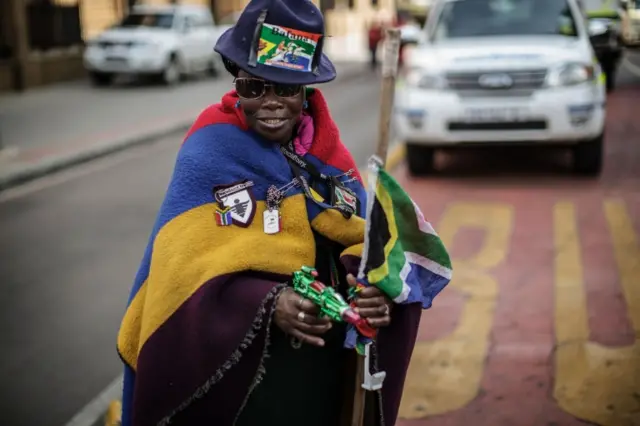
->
<box><xmin>118</xmin><ymin>12</ymin><xmax>175</xmax><ymax>29</ymax></box>
<box><xmin>433</xmin><ymin>0</ymin><xmax>580</xmax><ymax>40</ymax></box>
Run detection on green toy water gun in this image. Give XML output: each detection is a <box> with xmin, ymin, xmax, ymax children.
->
<box><xmin>292</xmin><ymin>266</ymin><xmax>376</xmax><ymax>338</ymax></box>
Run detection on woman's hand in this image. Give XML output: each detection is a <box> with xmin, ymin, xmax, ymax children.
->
<box><xmin>274</xmin><ymin>287</ymin><xmax>332</xmax><ymax>347</ymax></box>
<box><xmin>347</xmin><ymin>274</ymin><xmax>392</xmax><ymax>328</ymax></box>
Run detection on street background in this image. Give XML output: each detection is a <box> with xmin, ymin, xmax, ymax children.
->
<box><xmin>1</xmin><ymin>52</ymin><xmax>639</xmax><ymax>426</ymax></box>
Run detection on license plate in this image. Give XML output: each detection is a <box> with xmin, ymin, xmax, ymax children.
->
<box><xmin>105</xmin><ymin>45</ymin><xmax>127</xmax><ymax>56</ymax></box>
<box><xmin>463</xmin><ymin>106</ymin><xmax>530</xmax><ymax>123</ymax></box>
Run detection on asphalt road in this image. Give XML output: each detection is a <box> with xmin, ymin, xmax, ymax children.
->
<box><xmin>0</xmin><ymin>72</ymin><xmax>381</xmax><ymax>426</ymax></box>
<box><xmin>1</xmin><ymin>59</ymin><xmax>639</xmax><ymax>426</ymax></box>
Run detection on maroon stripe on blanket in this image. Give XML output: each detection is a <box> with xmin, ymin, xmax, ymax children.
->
<box><xmin>132</xmin><ymin>272</ymin><xmax>287</xmax><ymax>426</ymax></box>
<box><xmin>340</xmin><ymin>254</ymin><xmax>361</xmax><ymax>277</ymax></box>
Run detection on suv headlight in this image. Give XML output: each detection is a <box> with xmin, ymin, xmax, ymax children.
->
<box><xmin>404</xmin><ymin>68</ymin><xmax>448</xmax><ymax>90</ymax></box>
<box><xmin>547</xmin><ymin>63</ymin><xmax>596</xmax><ymax>87</ymax></box>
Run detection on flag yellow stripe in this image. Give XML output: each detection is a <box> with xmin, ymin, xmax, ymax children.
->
<box><xmin>367</xmin><ymin>180</ymin><xmax>399</xmax><ymax>283</ymax></box>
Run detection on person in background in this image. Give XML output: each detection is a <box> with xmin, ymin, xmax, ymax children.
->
<box><xmin>368</xmin><ymin>18</ymin><xmax>384</xmax><ymax>70</ymax></box>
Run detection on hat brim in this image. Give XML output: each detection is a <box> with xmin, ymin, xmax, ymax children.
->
<box><xmin>214</xmin><ymin>28</ymin><xmax>337</xmax><ymax>85</ymax></box>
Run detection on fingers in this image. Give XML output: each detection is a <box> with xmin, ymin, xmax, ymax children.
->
<box><xmin>290</xmin><ymin>328</ymin><xmax>325</xmax><ymax>347</ymax></box>
<box><xmin>366</xmin><ymin>316</ymin><xmax>391</xmax><ymax>328</ymax></box>
<box><xmin>294</xmin><ymin>319</ymin><xmax>332</xmax><ymax>335</ymax></box>
<box><xmin>355</xmin><ymin>295</ymin><xmax>387</xmax><ymax>309</ymax></box>
<box><xmin>346</xmin><ymin>273</ymin><xmax>358</xmax><ymax>287</ymax></box>
<box><xmin>357</xmin><ymin>306</ymin><xmax>389</xmax><ymax>318</ymax></box>
<box><xmin>298</xmin><ymin>298</ymin><xmax>322</xmax><ymax>316</ymax></box>
<box><xmin>356</xmin><ymin>286</ymin><xmax>385</xmax><ymax>299</ymax></box>
<box><xmin>295</xmin><ymin>309</ymin><xmax>331</xmax><ymax>326</ymax></box>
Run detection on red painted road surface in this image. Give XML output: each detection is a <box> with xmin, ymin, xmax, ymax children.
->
<box><xmin>394</xmin><ymin>82</ymin><xmax>640</xmax><ymax>426</ymax></box>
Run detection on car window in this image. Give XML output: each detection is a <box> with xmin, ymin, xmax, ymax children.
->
<box><xmin>118</xmin><ymin>12</ymin><xmax>175</xmax><ymax>29</ymax></box>
<box><xmin>432</xmin><ymin>0</ymin><xmax>580</xmax><ymax>40</ymax></box>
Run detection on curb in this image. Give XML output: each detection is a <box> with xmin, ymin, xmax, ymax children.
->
<box><xmin>0</xmin><ymin>122</ymin><xmax>192</xmax><ymax>192</ymax></box>
<box><xmin>0</xmin><ymin>63</ymin><xmax>368</xmax><ymax>192</ymax></box>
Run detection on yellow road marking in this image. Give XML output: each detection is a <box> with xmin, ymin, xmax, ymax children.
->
<box><xmin>104</xmin><ymin>400</ymin><xmax>122</xmax><ymax>426</ymax></box>
<box><xmin>553</xmin><ymin>200</ymin><xmax>640</xmax><ymax>426</ymax></box>
<box><xmin>385</xmin><ymin>143</ymin><xmax>406</xmax><ymax>172</ymax></box>
<box><xmin>399</xmin><ymin>202</ymin><xmax>514</xmax><ymax>418</ymax></box>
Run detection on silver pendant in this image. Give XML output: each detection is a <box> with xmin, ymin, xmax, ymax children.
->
<box><xmin>263</xmin><ymin>209</ymin><xmax>281</xmax><ymax>234</ymax></box>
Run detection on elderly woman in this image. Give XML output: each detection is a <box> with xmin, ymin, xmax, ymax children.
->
<box><xmin>116</xmin><ymin>1</ymin><xmax>422</xmax><ymax>425</ymax></box>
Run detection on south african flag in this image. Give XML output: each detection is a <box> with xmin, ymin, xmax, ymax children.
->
<box><xmin>358</xmin><ymin>157</ymin><xmax>452</xmax><ymax>308</ymax></box>
<box><xmin>214</xmin><ymin>206</ymin><xmax>233</xmax><ymax>226</ymax></box>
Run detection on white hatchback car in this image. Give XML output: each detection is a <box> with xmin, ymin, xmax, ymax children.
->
<box><xmin>394</xmin><ymin>0</ymin><xmax>607</xmax><ymax>176</ymax></box>
<box><xmin>84</xmin><ymin>4</ymin><xmax>223</xmax><ymax>86</ymax></box>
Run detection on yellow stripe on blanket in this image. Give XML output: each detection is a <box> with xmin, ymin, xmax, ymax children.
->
<box><xmin>309</xmin><ymin>187</ymin><xmax>366</xmax><ymax>248</ymax></box>
<box><xmin>341</xmin><ymin>242</ymin><xmax>365</xmax><ymax>259</ymax></box>
<box><xmin>119</xmin><ymin>194</ymin><xmax>315</xmax><ymax>367</ymax></box>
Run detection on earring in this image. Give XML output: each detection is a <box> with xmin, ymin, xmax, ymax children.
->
<box><xmin>235</xmin><ymin>100</ymin><xmax>240</xmax><ymax>108</ymax></box>
<box><xmin>303</xmin><ymin>100</ymin><xmax>309</xmax><ymax>109</ymax></box>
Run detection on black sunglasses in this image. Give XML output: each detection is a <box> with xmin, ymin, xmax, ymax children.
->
<box><xmin>234</xmin><ymin>78</ymin><xmax>303</xmax><ymax>100</ymax></box>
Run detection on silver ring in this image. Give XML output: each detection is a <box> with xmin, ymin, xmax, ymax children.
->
<box><xmin>297</xmin><ymin>311</ymin><xmax>306</xmax><ymax>322</ymax></box>
<box><xmin>298</xmin><ymin>297</ymin><xmax>305</xmax><ymax>309</ymax></box>
<box><xmin>383</xmin><ymin>304</ymin><xmax>390</xmax><ymax>316</ymax></box>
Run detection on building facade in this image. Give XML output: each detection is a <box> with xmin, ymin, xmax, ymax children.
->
<box><xmin>0</xmin><ymin>0</ymin><xmax>395</xmax><ymax>93</ymax></box>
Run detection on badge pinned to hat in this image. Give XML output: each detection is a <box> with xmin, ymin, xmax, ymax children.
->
<box><xmin>214</xmin><ymin>0</ymin><xmax>337</xmax><ymax>85</ymax></box>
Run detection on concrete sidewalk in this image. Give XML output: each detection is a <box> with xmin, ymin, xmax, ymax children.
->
<box><xmin>0</xmin><ymin>62</ymin><xmax>369</xmax><ymax>191</ymax></box>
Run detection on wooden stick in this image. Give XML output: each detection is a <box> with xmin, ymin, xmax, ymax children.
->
<box><xmin>350</xmin><ymin>27</ymin><xmax>402</xmax><ymax>426</ymax></box>
<box><xmin>375</xmin><ymin>28</ymin><xmax>401</xmax><ymax>163</ymax></box>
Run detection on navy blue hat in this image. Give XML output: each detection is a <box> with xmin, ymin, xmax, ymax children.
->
<box><xmin>214</xmin><ymin>0</ymin><xmax>336</xmax><ymax>85</ymax></box>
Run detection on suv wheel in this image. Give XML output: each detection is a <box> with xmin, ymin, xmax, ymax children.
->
<box><xmin>406</xmin><ymin>143</ymin><xmax>435</xmax><ymax>175</ymax></box>
<box><xmin>162</xmin><ymin>55</ymin><xmax>181</xmax><ymax>86</ymax></box>
<box><xmin>89</xmin><ymin>71</ymin><xmax>113</xmax><ymax>87</ymax></box>
<box><xmin>602</xmin><ymin>59</ymin><xmax>617</xmax><ymax>92</ymax></box>
<box><xmin>572</xmin><ymin>132</ymin><xmax>604</xmax><ymax>176</ymax></box>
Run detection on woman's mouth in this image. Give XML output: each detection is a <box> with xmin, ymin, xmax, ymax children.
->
<box><xmin>257</xmin><ymin>118</ymin><xmax>288</xmax><ymax>131</ymax></box>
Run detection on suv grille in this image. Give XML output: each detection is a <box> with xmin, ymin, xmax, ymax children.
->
<box><xmin>446</xmin><ymin>69</ymin><xmax>548</xmax><ymax>92</ymax></box>
<box><xmin>98</xmin><ymin>41</ymin><xmax>134</xmax><ymax>48</ymax></box>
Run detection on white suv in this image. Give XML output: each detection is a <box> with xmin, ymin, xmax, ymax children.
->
<box><xmin>84</xmin><ymin>4</ymin><xmax>222</xmax><ymax>86</ymax></box>
<box><xmin>394</xmin><ymin>0</ymin><xmax>607</xmax><ymax>176</ymax></box>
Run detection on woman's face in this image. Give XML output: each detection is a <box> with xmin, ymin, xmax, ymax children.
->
<box><xmin>236</xmin><ymin>70</ymin><xmax>304</xmax><ymax>144</ymax></box>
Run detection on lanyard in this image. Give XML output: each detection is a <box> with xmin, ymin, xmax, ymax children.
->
<box><xmin>289</xmin><ymin>163</ymin><xmax>354</xmax><ymax>219</ymax></box>
<box><xmin>281</xmin><ymin>142</ymin><xmax>357</xmax><ymax>219</ymax></box>
<box><xmin>279</xmin><ymin>142</ymin><xmax>329</xmax><ymax>182</ymax></box>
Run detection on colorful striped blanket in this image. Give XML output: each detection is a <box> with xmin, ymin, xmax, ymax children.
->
<box><xmin>116</xmin><ymin>89</ymin><xmax>371</xmax><ymax>425</ymax></box>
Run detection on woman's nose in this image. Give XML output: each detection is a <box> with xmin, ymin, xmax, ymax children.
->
<box><xmin>261</xmin><ymin>88</ymin><xmax>282</xmax><ymax>107</ymax></box>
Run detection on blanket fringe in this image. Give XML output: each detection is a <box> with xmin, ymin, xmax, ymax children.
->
<box><xmin>232</xmin><ymin>284</ymin><xmax>287</xmax><ymax>424</ymax></box>
<box><xmin>156</xmin><ymin>283</ymin><xmax>288</xmax><ymax>426</ymax></box>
